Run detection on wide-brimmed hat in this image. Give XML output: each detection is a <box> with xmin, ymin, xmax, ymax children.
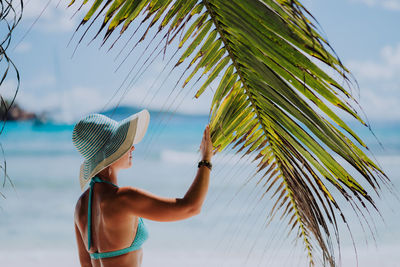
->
<box><xmin>72</xmin><ymin>109</ymin><xmax>150</xmax><ymax>191</ymax></box>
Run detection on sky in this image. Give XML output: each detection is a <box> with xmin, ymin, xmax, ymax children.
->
<box><xmin>2</xmin><ymin>0</ymin><xmax>400</xmax><ymax>123</ymax></box>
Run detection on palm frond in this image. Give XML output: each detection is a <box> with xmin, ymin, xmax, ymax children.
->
<box><xmin>69</xmin><ymin>0</ymin><xmax>390</xmax><ymax>265</ymax></box>
<box><xmin>0</xmin><ymin>0</ymin><xmax>23</xmax><ymax>198</ymax></box>
<box><xmin>0</xmin><ymin>0</ymin><xmax>23</xmax><ymax>132</ymax></box>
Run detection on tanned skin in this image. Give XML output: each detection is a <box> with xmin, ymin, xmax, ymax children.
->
<box><xmin>74</xmin><ymin>125</ymin><xmax>213</xmax><ymax>267</ymax></box>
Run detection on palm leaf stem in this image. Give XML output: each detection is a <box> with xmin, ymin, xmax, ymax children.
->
<box><xmin>203</xmin><ymin>1</ymin><xmax>320</xmax><ymax>262</ymax></box>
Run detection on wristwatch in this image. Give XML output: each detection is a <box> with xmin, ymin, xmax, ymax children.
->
<box><xmin>198</xmin><ymin>160</ymin><xmax>212</xmax><ymax>170</ymax></box>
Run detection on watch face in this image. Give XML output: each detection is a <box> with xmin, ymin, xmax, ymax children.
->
<box><xmin>198</xmin><ymin>160</ymin><xmax>212</xmax><ymax>170</ymax></box>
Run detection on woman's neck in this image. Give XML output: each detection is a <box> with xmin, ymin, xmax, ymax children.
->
<box><xmin>96</xmin><ymin>167</ymin><xmax>118</xmax><ymax>185</ymax></box>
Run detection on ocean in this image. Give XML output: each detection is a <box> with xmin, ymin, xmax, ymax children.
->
<box><xmin>0</xmin><ymin>108</ymin><xmax>399</xmax><ymax>267</ymax></box>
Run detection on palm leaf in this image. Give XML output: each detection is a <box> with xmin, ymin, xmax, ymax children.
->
<box><xmin>0</xmin><ymin>0</ymin><xmax>23</xmax><ymax>198</ymax></box>
<box><xmin>69</xmin><ymin>0</ymin><xmax>390</xmax><ymax>265</ymax></box>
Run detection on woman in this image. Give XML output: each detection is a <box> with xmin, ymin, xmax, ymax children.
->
<box><xmin>72</xmin><ymin>110</ymin><xmax>213</xmax><ymax>267</ymax></box>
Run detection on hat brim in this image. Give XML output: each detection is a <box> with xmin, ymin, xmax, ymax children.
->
<box><xmin>79</xmin><ymin>109</ymin><xmax>150</xmax><ymax>191</ymax></box>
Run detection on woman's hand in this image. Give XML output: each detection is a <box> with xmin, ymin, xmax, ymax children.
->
<box><xmin>200</xmin><ymin>125</ymin><xmax>213</xmax><ymax>162</ymax></box>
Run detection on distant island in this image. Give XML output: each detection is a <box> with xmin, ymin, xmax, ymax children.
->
<box><xmin>0</xmin><ymin>98</ymin><xmax>38</xmax><ymax>121</ymax></box>
<box><xmin>100</xmin><ymin>105</ymin><xmax>208</xmax><ymax>120</ymax></box>
<box><xmin>0</xmin><ymin>98</ymin><xmax>207</xmax><ymax>124</ymax></box>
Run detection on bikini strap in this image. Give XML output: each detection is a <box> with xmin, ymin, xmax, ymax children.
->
<box><xmin>87</xmin><ymin>176</ymin><xmax>119</xmax><ymax>251</ymax></box>
<box><xmin>91</xmin><ymin>176</ymin><xmax>119</xmax><ymax>187</ymax></box>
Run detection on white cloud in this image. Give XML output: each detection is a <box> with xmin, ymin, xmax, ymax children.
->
<box><xmin>359</xmin><ymin>84</ymin><xmax>400</xmax><ymax>121</ymax></box>
<box><xmin>26</xmin><ymin>73</ymin><xmax>57</xmax><ymax>88</ymax></box>
<box><xmin>1</xmin><ymin>74</ymin><xmax>56</xmax><ymax>106</ymax></box>
<box><xmin>14</xmin><ymin>42</ymin><xmax>32</xmax><ymax>53</ymax></box>
<box><xmin>346</xmin><ymin>43</ymin><xmax>400</xmax><ymax>122</ymax></box>
<box><xmin>2</xmin><ymin>66</ymin><xmax>214</xmax><ymax>124</ymax></box>
<box><xmin>0</xmin><ymin>80</ymin><xmax>19</xmax><ymax>100</ymax></box>
<box><xmin>382</xmin><ymin>0</ymin><xmax>400</xmax><ymax>10</ymax></box>
<box><xmin>105</xmin><ymin>76</ymin><xmax>214</xmax><ymax>116</ymax></box>
<box><xmin>21</xmin><ymin>0</ymin><xmax>89</xmax><ymax>33</ymax></box>
<box><xmin>348</xmin><ymin>61</ymin><xmax>393</xmax><ymax>80</ymax></box>
<box><xmin>347</xmin><ymin>43</ymin><xmax>400</xmax><ymax>80</ymax></box>
<box><xmin>381</xmin><ymin>44</ymin><xmax>400</xmax><ymax>66</ymax></box>
<box><xmin>350</xmin><ymin>0</ymin><xmax>400</xmax><ymax>10</ymax></box>
<box><xmin>11</xmin><ymin>85</ymin><xmax>105</xmax><ymax>123</ymax></box>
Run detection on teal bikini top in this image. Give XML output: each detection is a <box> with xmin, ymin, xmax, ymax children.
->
<box><xmin>87</xmin><ymin>176</ymin><xmax>149</xmax><ymax>259</ymax></box>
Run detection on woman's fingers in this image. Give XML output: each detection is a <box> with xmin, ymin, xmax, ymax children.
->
<box><xmin>199</xmin><ymin>125</ymin><xmax>213</xmax><ymax>161</ymax></box>
<box><xmin>200</xmin><ymin>127</ymin><xmax>207</xmax><ymax>151</ymax></box>
<box><xmin>206</xmin><ymin>126</ymin><xmax>211</xmax><ymax>143</ymax></box>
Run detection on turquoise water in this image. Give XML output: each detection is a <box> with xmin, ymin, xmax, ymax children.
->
<box><xmin>0</xmin><ymin>111</ymin><xmax>399</xmax><ymax>267</ymax></box>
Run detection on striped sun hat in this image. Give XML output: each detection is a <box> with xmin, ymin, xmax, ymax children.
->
<box><xmin>72</xmin><ymin>110</ymin><xmax>150</xmax><ymax>191</ymax></box>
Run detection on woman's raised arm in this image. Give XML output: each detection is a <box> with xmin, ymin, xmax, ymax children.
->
<box><xmin>114</xmin><ymin>125</ymin><xmax>213</xmax><ymax>222</ymax></box>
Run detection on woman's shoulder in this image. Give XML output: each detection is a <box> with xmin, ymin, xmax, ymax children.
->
<box><xmin>113</xmin><ymin>186</ymin><xmax>153</xmax><ymax>204</ymax></box>
<box><xmin>76</xmin><ymin>188</ymin><xmax>89</xmax><ymax>205</ymax></box>
<box><xmin>74</xmin><ymin>190</ymin><xmax>89</xmax><ymax>222</ymax></box>
<box><xmin>102</xmin><ymin>186</ymin><xmax>139</xmax><ymax>207</ymax></box>
<box><xmin>102</xmin><ymin>186</ymin><xmax>150</xmax><ymax>215</ymax></box>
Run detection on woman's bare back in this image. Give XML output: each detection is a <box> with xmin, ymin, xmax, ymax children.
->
<box><xmin>74</xmin><ymin>183</ymin><xmax>143</xmax><ymax>267</ymax></box>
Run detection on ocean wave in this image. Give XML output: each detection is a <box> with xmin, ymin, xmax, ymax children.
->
<box><xmin>160</xmin><ymin>150</ymin><xmax>200</xmax><ymax>164</ymax></box>
<box><xmin>160</xmin><ymin>149</ymin><xmax>253</xmax><ymax>165</ymax></box>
